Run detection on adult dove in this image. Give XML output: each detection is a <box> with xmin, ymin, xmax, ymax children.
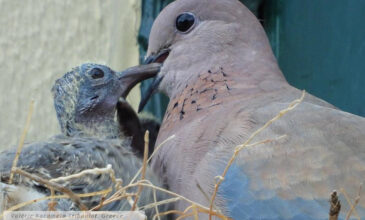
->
<box><xmin>137</xmin><ymin>0</ymin><xmax>365</xmax><ymax>219</ymax></box>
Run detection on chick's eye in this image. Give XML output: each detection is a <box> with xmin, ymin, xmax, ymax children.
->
<box><xmin>89</xmin><ymin>68</ymin><xmax>104</xmax><ymax>79</ymax></box>
<box><xmin>176</xmin><ymin>12</ymin><xmax>196</xmax><ymax>33</ymax></box>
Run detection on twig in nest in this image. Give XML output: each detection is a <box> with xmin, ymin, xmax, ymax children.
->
<box><xmin>132</xmin><ymin>182</ymin><xmax>227</xmax><ymax>219</ymax></box>
<box><xmin>176</xmin><ymin>205</ymin><xmax>195</xmax><ymax>220</ymax></box>
<box><xmin>196</xmin><ymin>182</ymin><xmax>221</xmax><ymax>213</ymax></box>
<box><xmin>48</xmin><ymin>188</ymin><xmax>57</xmax><ymax>211</ymax></box>
<box><xmin>12</xmin><ymin>168</ymin><xmax>87</xmax><ymax>211</ymax></box>
<box><xmin>90</xmin><ymin>193</ymin><xmax>137</xmax><ymax>211</ymax></box>
<box><xmin>50</xmin><ymin>164</ymin><xmax>116</xmax><ymax>183</ymax></box>
<box><xmin>140</xmin><ymin>197</ymin><xmax>180</xmax><ymax>211</ymax></box>
<box><xmin>152</xmin><ymin>187</ymin><xmax>161</xmax><ymax>220</ymax></box>
<box><xmin>208</xmin><ymin>91</ymin><xmax>306</xmax><ymax>220</ymax></box>
<box><xmin>96</xmin><ymin>180</ymin><xmax>212</xmax><ymax>214</ymax></box>
<box><xmin>92</xmin><ymin>195</ymin><xmax>106</xmax><ymax>211</ymax></box>
<box><xmin>50</xmin><ymin>164</ymin><xmax>120</xmax><ymax>211</ymax></box>
<box><xmin>175</xmin><ymin>205</ymin><xmax>230</xmax><ymax>220</ymax></box>
<box><xmin>129</xmin><ymin>135</ymin><xmax>176</xmax><ymax>184</ymax></box>
<box><xmin>90</xmin><ymin>135</ymin><xmax>176</xmax><ymax>212</ymax></box>
<box><xmin>195</xmin><ymin>207</ymin><xmax>231</xmax><ymax>219</ymax></box>
<box><xmin>340</xmin><ymin>188</ymin><xmax>361</xmax><ymax>220</ymax></box>
<box><xmin>132</xmin><ymin>130</ymin><xmax>149</xmax><ymax>211</ymax></box>
<box><xmin>344</xmin><ymin>184</ymin><xmax>362</xmax><ymax>220</ymax></box>
<box><xmin>192</xmin><ymin>205</ymin><xmax>199</xmax><ymax>220</ymax></box>
<box><xmin>130</xmin><ymin>181</ymin><xmax>210</xmax><ymax>211</ymax></box>
<box><xmin>329</xmin><ymin>191</ymin><xmax>341</xmax><ymax>220</ymax></box>
<box><xmin>9</xmin><ymin>100</ymin><xmax>34</xmax><ymax>184</ymax></box>
<box><xmin>0</xmin><ymin>188</ymin><xmax>111</xmax><ymax>219</ymax></box>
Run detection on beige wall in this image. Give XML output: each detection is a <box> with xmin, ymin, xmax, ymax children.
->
<box><xmin>0</xmin><ymin>0</ymin><xmax>142</xmax><ymax>150</ymax></box>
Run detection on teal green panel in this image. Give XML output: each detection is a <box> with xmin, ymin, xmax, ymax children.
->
<box><xmin>265</xmin><ymin>0</ymin><xmax>365</xmax><ymax>116</ymax></box>
<box><xmin>138</xmin><ymin>0</ymin><xmax>173</xmax><ymax>120</ymax></box>
<box><xmin>239</xmin><ymin>0</ymin><xmax>264</xmax><ymax>17</ymax></box>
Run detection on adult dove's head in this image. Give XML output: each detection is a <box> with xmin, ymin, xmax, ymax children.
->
<box><xmin>140</xmin><ymin>0</ymin><xmax>285</xmax><ymax>111</ymax></box>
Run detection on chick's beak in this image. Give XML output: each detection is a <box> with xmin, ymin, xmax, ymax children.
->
<box><xmin>117</xmin><ymin>63</ymin><xmax>161</xmax><ymax>98</ymax></box>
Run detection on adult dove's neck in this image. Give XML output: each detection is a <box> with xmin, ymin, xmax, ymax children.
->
<box><xmin>167</xmin><ymin>50</ymin><xmax>287</xmax><ymax>101</ymax></box>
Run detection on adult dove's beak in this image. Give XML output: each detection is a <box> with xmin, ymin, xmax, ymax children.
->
<box><xmin>138</xmin><ymin>48</ymin><xmax>170</xmax><ymax>112</ymax></box>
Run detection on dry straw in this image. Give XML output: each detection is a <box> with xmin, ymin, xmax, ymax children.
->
<box><xmin>8</xmin><ymin>100</ymin><xmax>34</xmax><ymax>184</ymax></box>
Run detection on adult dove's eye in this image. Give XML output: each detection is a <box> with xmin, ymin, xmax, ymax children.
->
<box><xmin>176</xmin><ymin>12</ymin><xmax>196</xmax><ymax>33</ymax></box>
<box><xmin>89</xmin><ymin>68</ymin><xmax>104</xmax><ymax>79</ymax></box>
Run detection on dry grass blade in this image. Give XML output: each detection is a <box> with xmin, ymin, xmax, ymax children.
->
<box><xmin>344</xmin><ymin>184</ymin><xmax>362</xmax><ymax>220</ymax></box>
<box><xmin>90</xmin><ymin>193</ymin><xmax>137</xmax><ymax>211</ymax></box>
<box><xmin>90</xmin><ymin>193</ymin><xmax>133</xmax><ymax>211</ymax></box>
<box><xmin>152</xmin><ymin>186</ymin><xmax>161</xmax><ymax>220</ymax></box>
<box><xmin>12</xmin><ymin>168</ymin><xmax>87</xmax><ymax>211</ymax></box>
<box><xmin>129</xmin><ymin>135</ymin><xmax>176</xmax><ymax>185</ymax></box>
<box><xmin>133</xmin><ymin>182</ymin><xmax>209</xmax><ymax>210</ymax></box>
<box><xmin>0</xmin><ymin>188</ymin><xmax>112</xmax><ymax>219</ymax></box>
<box><xmin>107</xmin><ymin>179</ymin><xmax>218</xmax><ymax>216</ymax></box>
<box><xmin>180</xmin><ymin>205</ymin><xmax>195</xmax><ymax>219</ymax></box>
<box><xmin>132</xmin><ymin>131</ymin><xmax>149</xmax><ymax>211</ymax></box>
<box><xmin>140</xmin><ymin>197</ymin><xmax>180</xmax><ymax>211</ymax></box>
<box><xmin>208</xmin><ymin>91</ymin><xmax>306</xmax><ymax>220</ymax></box>
<box><xmin>176</xmin><ymin>212</ymin><xmax>193</xmax><ymax>219</ymax></box>
<box><xmin>192</xmin><ymin>205</ymin><xmax>199</xmax><ymax>220</ymax></box>
<box><xmin>340</xmin><ymin>188</ymin><xmax>361</xmax><ymax>220</ymax></box>
<box><xmin>192</xmin><ymin>207</ymin><xmax>231</xmax><ymax>220</ymax></box>
<box><xmin>175</xmin><ymin>205</ymin><xmax>200</xmax><ymax>220</ymax></box>
<box><xmin>132</xmin><ymin>182</ymin><xmax>228</xmax><ymax>219</ymax></box>
<box><xmin>50</xmin><ymin>164</ymin><xmax>116</xmax><ymax>183</ymax></box>
<box><xmin>48</xmin><ymin>188</ymin><xmax>56</xmax><ymax>211</ymax></box>
<box><xmin>346</xmin><ymin>197</ymin><xmax>361</xmax><ymax>220</ymax></box>
<box><xmin>196</xmin><ymin>182</ymin><xmax>220</xmax><ymax>213</ymax></box>
<box><xmin>9</xmin><ymin>100</ymin><xmax>34</xmax><ymax>184</ymax></box>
